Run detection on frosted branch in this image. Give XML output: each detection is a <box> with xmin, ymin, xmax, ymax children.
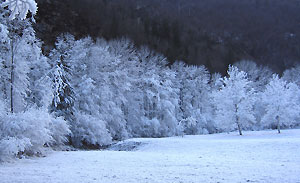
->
<box><xmin>1</xmin><ymin>0</ymin><xmax>37</xmax><ymax>20</ymax></box>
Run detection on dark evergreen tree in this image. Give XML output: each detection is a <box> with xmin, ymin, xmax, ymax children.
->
<box><xmin>49</xmin><ymin>34</ymin><xmax>75</xmax><ymax>122</ymax></box>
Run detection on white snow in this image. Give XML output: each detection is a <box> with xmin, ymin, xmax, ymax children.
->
<box><xmin>1</xmin><ymin>129</ymin><xmax>300</xmax><ymax>183</ymax></box>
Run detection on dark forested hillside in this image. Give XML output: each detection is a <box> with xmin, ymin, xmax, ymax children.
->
<box><xmin>35</xmin><ymin>0</ymin><xmax>300</xmax><ymax>73</ymax></box>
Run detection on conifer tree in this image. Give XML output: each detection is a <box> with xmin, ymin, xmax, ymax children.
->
<box><xmin>49</xmin><ymin>34</ymin><xmax>75</xmax><ymax>122</ymax></box>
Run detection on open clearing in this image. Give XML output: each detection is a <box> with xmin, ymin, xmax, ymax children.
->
<box><xmin>1</xmin><ymin>129</ymin><xmax>300</xmax><ymax>183</ymax></box>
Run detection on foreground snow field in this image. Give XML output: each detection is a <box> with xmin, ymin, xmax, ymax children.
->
<box><xmin>1</xmin><ymin>129</ymin><xmax>300</xmax><ymax>183</ymax></box>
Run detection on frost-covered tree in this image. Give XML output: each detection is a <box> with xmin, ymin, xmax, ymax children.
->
<box><xmin>47</xmin><ymin>36</ymin><xmax>114</xmax><ymax>148</ymax></box>
<box><xmin>86</xmin><ymin>40</ymin><xmax>129</xmax><ymax>140</ymax></box>
<box><xmin>0</xmin><ymin>16</ymin><xmax>70</xmax><ymax>161</ymax></box>
<box><xmin>170</xmin><ymin>61</ymin><xmax>186</xmax><ymax>122</ymax></box>
<box><xmin>212</xmin><ymin>66</ymin><xmax>256</xmax><ymax>135</ymax></box>
<box><xmin>71</xmin><ymin>113</ymin><xmax>111</xmax><ymax>148</ymax></box>
<box><xmin>207</xmin><ymin>72</ymin><xmax>223</xmax><ymax>133</ymax></box>
<box><xmin>0</xmin><ymin>2</ymin><xmax>71</xmax><ymax>161</ymax></box>
<box><xmin>0</xmin><ymin>4</ymin><xmax>47</xmax><ymax>113</ymax></box>
<box><xmin>210</xmin><ymin>73</ymin><xmax>223</xmax><ymax>91</ymax></box>
<box><xmin>282</xmin><ymin>64</ymin><xmax>300</xmax><ymax>126</ymax></box>
<box><xmin>49</xmin><ymin>34</ymin><xmax>75</xmax><ymax>122</ymax></box>
<box><xmin>0</xmin><ymin>22</ymin><xmax>10</xmax><ymax>108</ymax></box>
<box><xmin>106</xmin><ymin>38</ymin><xmax>142</xmax><ymax>138</ymax></box>
<box><xmin>184</xmin><ymin>65</ymin><xmax>211</xmax><ymax>134</ymax></box>
<box><xmin>178</xmin><ymin>116</ymin><xmax>197</xmax><ymax>135</ymax></box>
<box><xmin>157</xmin><ymin>66</ymin><xmax>179</xmax><ymax>136</ymax></box>
<box><xmin>171</xmin><ymin>61</ymin><xmax>212</xmax><ymax>134</ymax></box>
<box><xmin>0</xmin><ymin>107</ymin><xmax>70</xmax><ymax>161</ymax></box>
<box><xmin>261</xmin><ymin>75</ymin><xmax>300</xmax><ymax>133</ymax></box>
<box><xmin>282</xmin><ymin>64</ymin><xmax>300</xmax><ymax>86</ymax></box>
<box><xmin>234</xmin><ymin>60</ymin><xmax>273</xmax><ymax>91</ymax></box>
<box><xmin>132</xmin><ymin>47</ymin><xmax>180</xmax><ymax>137</ymax></box>
<box><xmin>234</xmin><ymin>60</ymin><xmax>274</xmax><ymax>129</ymax></box>
<box><xmin>0</xmin><ymin>4</ymin><xmax>50</xmax><ymax>109</ymax></box>
<box><xmin>23</xmin><ymin>27</ymin><xmax>51</xmax><ymax>108</ymax></box>
<box><xmin>69</xmin><ymin>37</ymin><xmax>112</xmax><ymax>147</ymax></box>
<box><xmin>0</xmin><ymin>18</ymin><xmax>35</xmax><ymax>113</ymax></box>
<box><xmin>1</xmin><ymin>0</ymin><xmax>37</xmax><ymax>20</ymax></box>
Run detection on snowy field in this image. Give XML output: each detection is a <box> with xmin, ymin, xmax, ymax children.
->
<box><xmin>1</xmin><ymin>129</ymin><xmax>300</xmax><ymax>183</ymax></box>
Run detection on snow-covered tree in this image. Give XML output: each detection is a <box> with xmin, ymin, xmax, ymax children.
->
<box><xmin>1</xmin><ymin>0</ymin><xmax>37</xmax><ymax>20</ymax></box>
<box><xmin>210</xmin><ymin>73</ymin><xmax>223</xmax><ymax>91</ymax></box>
<box><xmin>132</xmin><ymin>47</ymin><xmax>180</xmax><ymax>137</ymax></box>
<box><xmin>261</xmin><ymin>75</ymin><xmax>300</xmax><ymax>133</ymax></box>
<box><xmin>71</xmin><ymin>113</ymin><xmax>112</xmax><ymax>148</ymax></box>
<box><xmin>72</xmin><ymin>38</ymin><xmax>114</xmax><ymax>146</ymax></box>
<box><xmin>170</xmin><ymin>61</ymin><xmax>186</xmax><ymax>122</ymax></box>
<box><xmin>0</xmin><ymin>23</ymin><xmax>10</xmax><ymax>108</ymax></box>
<box><xmin>171</xmin><ymin>61</ymin><xmax>212</xmax><ymax>134</ymax></box>
<box><xmin>282</xmin><ymin>64</ymin><xmax>300</xmax><ymax>86</ymax></box>
<box><xmin>0</xmin><ymin>107</ymin><xmax>70</xmax><ymax>161</ymax></box>
<box><xmin>282</xmin><ymin>64</ymin><xmax>300</xmax><ymax>127</ymax></box>
<box><xmin>234</xmin><ymin>60</ymin><xmax>273</xmax><ymax>91</ymax></box>
<box><xmin>185</xmin><ymin>65</ymin><xmax>211</xmax><ymax>134</ymax></box>
<box><xmin>157</xmin><ymin>66</ymin><xmax>179</xmax><ymax>136</ymax></box>
<box><xmin>0</xmin><ymin>12</ymin><xmax>70</xmax><ymax>161</ymax></box>
<box><xmin>212</xmin><ymin>66</ymin><xmax>256</xmax><ymax>135</ymax></box>
<box><xmin>234</xmin><ymin>60</ymin><xmax>274</xmax><ymax>129</ymax></box>
<box><xmin>178</xmin><ymin>116</ymin><xmax>198</xmax><ymax>135</ymax></box>
<box><xmin>86</xmin><ymin>40</ymin><xmax>129</xmax><ymax>140</ymax></box>
<box><xmin>207</xmin><ymin>72</ymin><xmax>223</xmax><ymax>133</ymax></box>
<box><xmin>23</xmin><ymin>27</ymin><xmax>51</xmax><ymax>108</ymax></box>
<box><xmin>105</xmin><ymin>38</ymin><xmax>143</xmax><ymax>138</ymax></box>
<box><xmin>49</xmin><ymin>34</ymin><xmax>75</xmax><ymax>122</ymax></box>
<box><xmin>0</xmin><ymin>18</ymin><xmax>37</xmax><ymax>113</ymax></box>
<box><xmin>47</xmin><ymin>36</ymin><xmax>114</xmax><ymax>148</ymax></box>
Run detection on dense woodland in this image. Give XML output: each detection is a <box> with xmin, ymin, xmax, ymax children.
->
<box><xmin>0</xmin><ymin>0</ymin><xmax>300</xmax><ymax>161</ymax></box>
<box><xmin>35</xmin><ymin>0</ymin><xmax>300</xmax><ymax>73</ymax></box>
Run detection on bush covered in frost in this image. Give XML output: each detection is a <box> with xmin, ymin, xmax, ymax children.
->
<box><xmin>70</xmin><ymin>113</ymin><xmax>112</xmax><ymax>148</ymax></box>
<box><xmin>0</xmin><ymin>105</ymin><xmax>70</xmax><ymax>161</ymax></box>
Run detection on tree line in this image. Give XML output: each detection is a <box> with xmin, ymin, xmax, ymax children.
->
<box><xmin>1</xmin><ymin>11</ymin><xmax>300</xmax><ymax>161</ymax></box>
<box><xmin>0</xmin><ymin>1</ymin><xmax>300</xmax><ymax>161</ymax></box>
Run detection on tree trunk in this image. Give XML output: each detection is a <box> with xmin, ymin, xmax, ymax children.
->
<box><xmin>235</xmin><ymin>104</ymin><xmax>242</xmax><ymax>135</ymax></box>
<box><xmin>10</xmin><ymin>40</ymin><xmax>14</xmax><ymax>113</ymax></box>
<box><xmin>276</xmin><ymin>116</ymin><xmax>280</xmax><ymax>134</ymax></box>
<box><xmin>237</xmin><ymin>119</ymin><xmax>242</xmax><ymax>136</ymax></box>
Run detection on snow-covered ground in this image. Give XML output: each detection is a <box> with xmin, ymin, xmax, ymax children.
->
<box><xmin>1</xmin><ymin>129</ymin><xmax>300</xmax><ymax>183</ymax></box>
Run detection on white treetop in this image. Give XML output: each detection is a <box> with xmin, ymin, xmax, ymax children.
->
<box><xmin>234</xmin><ymin>60</ymin><xmax>273</xmax><ymax>91</ymax></box>
<box><xmin>282</xmin><ymin>64</ymin><xmax>300</xmax><ymax>86</ymax></box>
<box><xmin>1</xmin><ymin>0</ymin><xmax>37</xmax><ymax>20</ymax></box>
